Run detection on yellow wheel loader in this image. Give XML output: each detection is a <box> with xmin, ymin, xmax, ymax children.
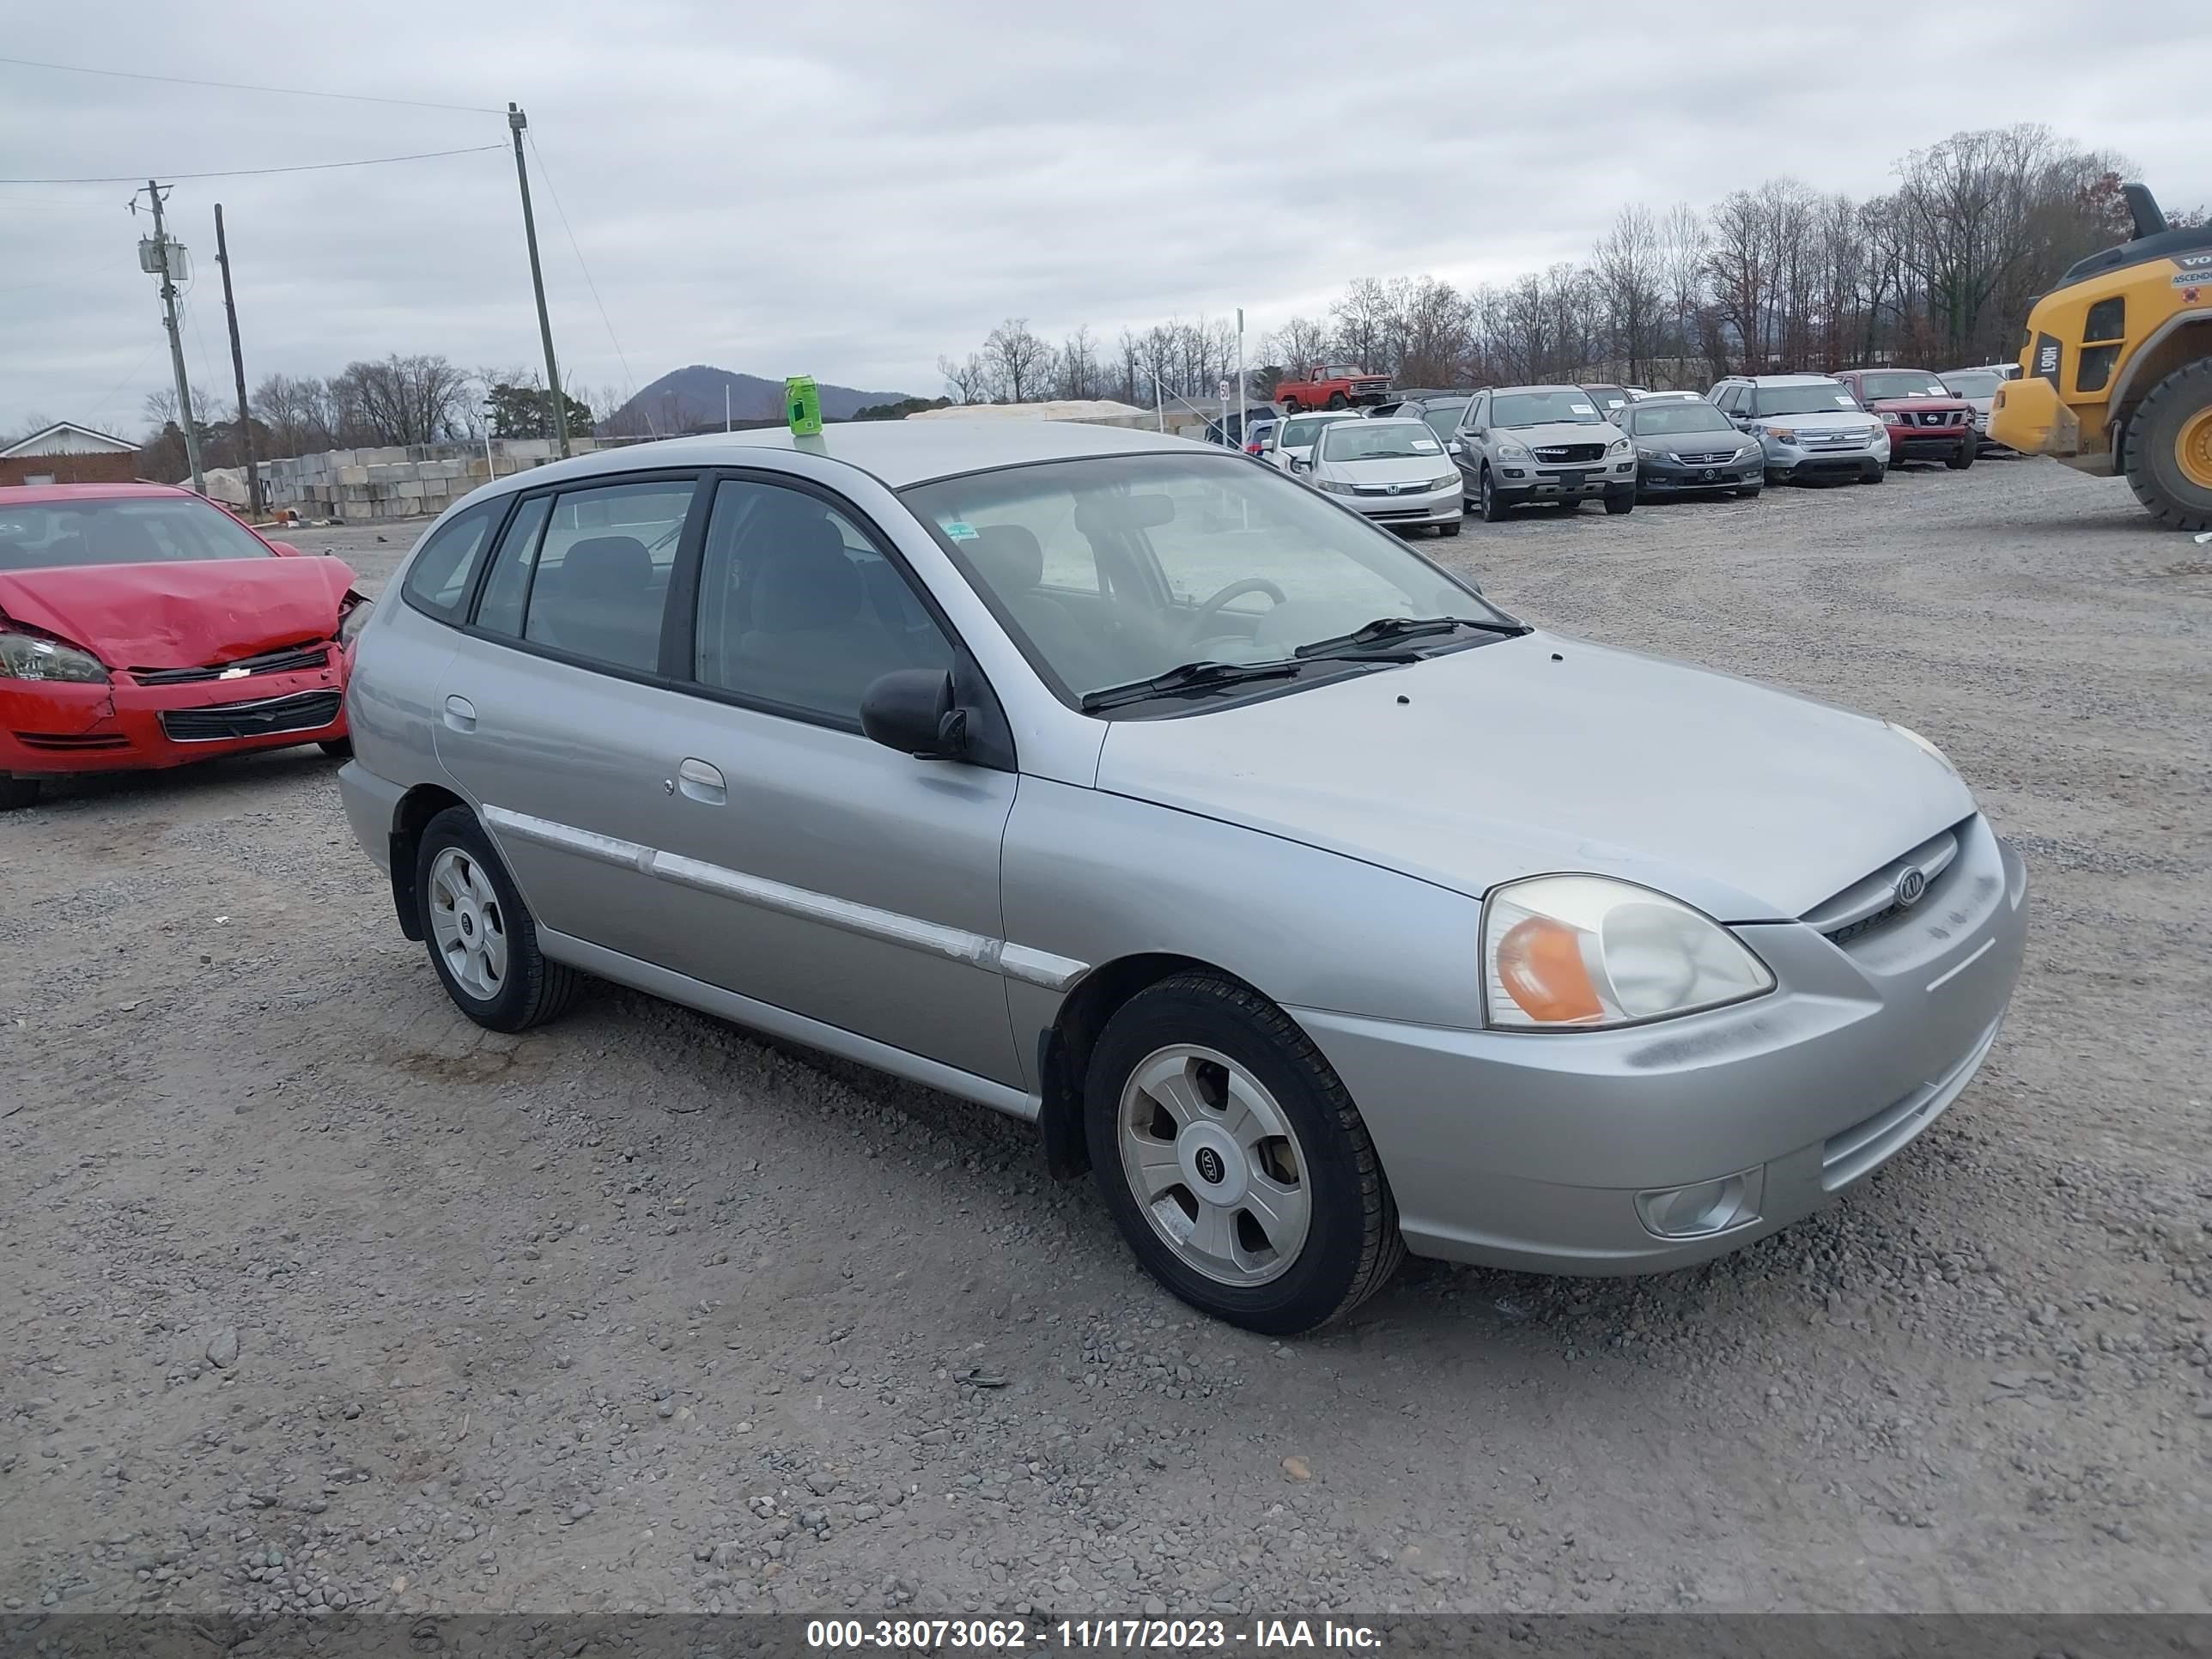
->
<box><xmin>1990</xmin><ymin>183</ymin><xmax>2212</xmax><ymax>530</ymax></box>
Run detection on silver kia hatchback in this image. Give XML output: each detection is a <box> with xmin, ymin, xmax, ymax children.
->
<box><xmin>340</xmin><ymin>422</ymin><xmax>2027</xmax><ymax>1334</ymax></box>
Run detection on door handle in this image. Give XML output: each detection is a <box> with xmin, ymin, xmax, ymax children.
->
<box><xmin>676</xmin><ymin>757</ymin><xmax>726</xmax><ymax>805</ymax></box>
<box><xmin>443</xmin><ymin>694</ymin><xmax>477</xmax><ymax>732</ymax></box>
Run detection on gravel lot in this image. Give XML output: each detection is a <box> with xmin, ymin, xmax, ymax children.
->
<box><xmin>3</xmin><ymin>454</ymin><xmax>2208</xmax><ymax>1620</ymax></box>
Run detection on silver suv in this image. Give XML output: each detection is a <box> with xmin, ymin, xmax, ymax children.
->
<box><xmin>1708</xmin><ymin>374</ymin><xmax>1890</xmax><ymax>485</ymax></box>
<box><xmin>1449</xmin><ymin>386</ymin><xmax>1638</xmax><ymax>520</ymax></box>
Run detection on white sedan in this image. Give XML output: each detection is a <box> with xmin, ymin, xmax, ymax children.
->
<box><xmin>1296</xmin><ymin>417</ymin><xmax>1464</xmax><ymax>536</ymax></box>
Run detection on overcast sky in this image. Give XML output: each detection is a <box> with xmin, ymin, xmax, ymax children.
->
<box><xmin>6</xmin><ymin>0</ymin><xmax>2210</xmax><ymax>439</ymax></box>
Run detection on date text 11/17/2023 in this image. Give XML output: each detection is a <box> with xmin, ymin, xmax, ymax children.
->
<box><xmin>804</xmin><ymin>1617</ymin><xmax>1385</xmax><ymax>1649</ymax></box>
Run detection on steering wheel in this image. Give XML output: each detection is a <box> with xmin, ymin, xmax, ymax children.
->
<box><xmin>1186</xmin><ymin>578</ymin><xmax>1288</xmax><ymax>642</ymax></box>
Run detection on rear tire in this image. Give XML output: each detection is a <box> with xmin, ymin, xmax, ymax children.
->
<box><xmin>1084</xmin><ymin>973</ymin><xmax>1403</xmax><ymax>1334</ymax></box>
<box><xmin>0</xmin><ymin>776</ymin><xmax>40</xmax><ymax>811</ymax></box>
<box><xmin>2122</xmin><ymin>357</ymin><xmax>2212</xmax><ymax>532</ymax></box>
<box><xmin>414</xmin><ymin>805</ymin><xmax>581</xmax><ymax>1033</ymax></box>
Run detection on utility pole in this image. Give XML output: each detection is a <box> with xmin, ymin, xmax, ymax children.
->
<box><xmin>506</xmin><ymin>103</ymin><xmax>569</xmax><ymax>458</ymax></box>
<box><xmin>137</xmin><ymin>180</ymin><xmax>204</xmax><ymax>495</ymax></box>
<box><xmin>1236</xmin><ymin>307</ymin><xmax>1247</xmax><ymax>439</ymax></box>
<box><xmin>212</xmin><ymin>204</ymin><xmax>263</xmax><ymax>517</ymax></box>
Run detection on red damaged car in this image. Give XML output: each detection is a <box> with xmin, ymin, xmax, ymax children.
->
<box><xmin>1833</xmin><ymin>368</ymin><xmax>1978</xmax><ymax>471</ymax></box>
<box><xmin>0</xmin><ymin>483</ymin><xmax>368</xmax><ymax>810</ymax></box>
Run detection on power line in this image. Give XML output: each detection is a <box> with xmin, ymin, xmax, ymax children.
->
<box><xmin>0</xmin><ymin>53</ymin><xmax>501</xmax><ymax>114</ymax></box>
<box><xmin>3</xmin><ymin>143</ymin><xmax>504</xmax><ymax>186</ymax></box>
<box><xmin>526</xmin><ymin>131</ymin><xmax>638</xmax><ymax>404</ymax></box>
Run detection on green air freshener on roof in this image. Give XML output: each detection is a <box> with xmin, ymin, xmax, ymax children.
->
<box><xmin>786</xmin><ymin>374</ymin><xmax>823</xmax><ymax>436</ymax></box>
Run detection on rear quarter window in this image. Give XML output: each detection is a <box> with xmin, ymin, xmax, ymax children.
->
<box><xmin>399</xmin><ymin>501</ymin><xmax>504</xmax><ymax>623</ymax></box>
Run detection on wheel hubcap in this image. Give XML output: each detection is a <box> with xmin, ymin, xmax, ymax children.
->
<box><xmin>2177</xmin><ymin>408</ymin><xmax>2212</xmax><ymax>490</ymax></box>
<box><xmin>428</xmin><ymin>847</ymin><xmax>507</xmax><ymax>1000</ymax></box>
<box><xmin>1117</xmin><ymin>1044</ymin><xmax>1311</xmax><ymax>1287</ymax></box>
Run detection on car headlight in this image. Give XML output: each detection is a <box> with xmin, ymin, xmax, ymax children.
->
<box><xmin>1637</xmin><ymin>444</ymin><xmax>1668</xmax><ymax>459</ymax></box>
<box><xmin>1734</xmin><ymin>444</ymin><xmax>1757</xmax><ymax>461</ymax></box>
<box><xmin>338</xmin><ymin>596</ymin><xmax>375</xmax><ymax>647</ymax></box>
<box><xmin>1317</xmin><ymin>478</ymin><xmax>1354</xmax><ymax>495</ymax></box>
<box><xmin>1885</xmin><ymin>720</ymin><xmax>1959</xmax><ymax>776</ymax></box>
<box><xmin>1480</xmin><ymin>874</ymin><xmax>1775</xmax><ymax>1031</ymax></box>
<box><xmin>1881</xmin><ymin>410</ymin><xmax>1905</xmax><ymax>424</ymax></box>
<box><xmin>1496</xmin><ymin>441</ymin><xmax>1533</xmax><ymax>461</ymax></box>
<box><xmin>1765</xmin><ymin>427</ymin><xmax>1796</xmax><ymax>443</ymax></box>
<box><xmin>1607</xmin><ymin>438</ymin><xmax>1630</xmax><ymax>454</ymax></box>
<box><xmin>1428</xmin><ymin>474</ymin><xmax>1459</xmax><ymax>491</ymax></box>
<box><xmin>0</xmin><ymin>628</ymin><xmax>109</xmax><ymax>684</ymax></box>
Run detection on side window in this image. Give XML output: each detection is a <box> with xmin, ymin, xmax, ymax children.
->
<box><xmin>473</xmin><ymin>495</ymin><xmax>550</xmax><ymax>636</ymax></box>
<box><xmin>468</xmin><ymin>479</ymin><xmax>696</xmax><ymax>673</ymax></box>
<box><xmin>399</xmin><ymin>501</ymin><xmax>502</xmax><ymax>623</ymax></box>
<box><xmin>1463</xmin><ymin>395</ymin><xmax>1486</xmax><ymax>430</ymax></box>
<box><xmin>692</xmin><ymin>480</ymin><xmax>952</xmax><ymax>726</ymax></box>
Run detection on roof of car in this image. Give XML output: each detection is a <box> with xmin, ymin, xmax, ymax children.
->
<box><xmin>1487</xmin><ymin>384</ymin><xmax>1589</xmax><ymax>396</ymax></box>
<box><xmin>0</xmin><ymin>480</ymin><xmax>192</xmax><ymax>505</ymax></box>
<box><xmin>474</xmin><ymin>419</ymin><xmax>1215</xmax><ymax>495</ymax></box>
<box><xmin>1730</xmin><ymin>374</ymin><xmax>1844</xmax><ymax>387</ymax></box>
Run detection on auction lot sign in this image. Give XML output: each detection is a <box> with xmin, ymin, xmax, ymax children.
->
<box><xmin>2</xmin><ymin>1617</ymin><xmax>2206</xmax><ymax>1658</ymax></box>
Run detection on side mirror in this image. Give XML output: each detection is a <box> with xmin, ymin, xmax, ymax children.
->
<box><xmin>1290</xmin><ymin>456</ymin><xmax>1310</xmax><ymax>473</ymax></box>
<box><xmin>1446</xmin><ymin>440</ymin><xmax>1464</xmax><ymax>455</ymax></box>
<box><xmin>860</xmin><ymin>669</ymin><xmax>969</xmax><ymax>762</ymax></box>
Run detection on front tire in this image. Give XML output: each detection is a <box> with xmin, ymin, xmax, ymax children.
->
<box><xmin>1279</xmin><ymin>396</ymin><xmax>1302</xmax><ymax>415</ymax></box>
<box><xmin>319</xmin><ymin>737</ymin><xmax>354</xmax><ymax>759</ymax></box>
<box><xmin>1735</xmin><ymin>484</ymin><xmax>1762</xmax><ymax>499</ymax></box>
<box><xmin>0</xmin><ymin>776</ymin><xmax>40</xmax><ymax>811</ymax></box>
<box><xmin>1085</xmin><ymin>974</ymin><xmax>1402</xmax><ymax>1334</ymax></box>
<box><xmin>2123</xmin><ymin>357</ymin><xmax>2212</xmax><ymax>531</ymax></box>
<box><xmin>414</xmin><ymin>805</ymin><xmax>580</xmax><ymax>1032</ymax></box>
<box><xmin>1479</xmin><ymin>465</ymin><xmax>1511</xmax><ymax>523</ymax></box>
<box><xmin>1326</xmin><ymin>392</ymin><xmax>1349</xmax><ymax>410</ymax></box>
<box><xmin>1946</xmin><ymin>441</ymin><xmax>1976</xmax><ymax>470</ymax></box>
<box><xmin>1436</xmin><ymin>520</ymin><xmax>1462</xmax><ymax>537</ymax></box>
<box><xmin>1603</xmin><ymin>488</ymin><xmax>1635</xmax><ymax>515</ymax></box>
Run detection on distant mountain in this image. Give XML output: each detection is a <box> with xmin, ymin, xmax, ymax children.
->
<box><xmin>603</xmin><ymin>365</ymin><xmax>920</xmax><ymax>434</ymax></box>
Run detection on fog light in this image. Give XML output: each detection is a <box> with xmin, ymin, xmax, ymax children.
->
<box><xmin>1636</xmin><ymin>1169</ymin><xmax>1763</xmax><ymax>1239</ymax></box>
<box><xmin>1502</xmin><ymin>467</ymin><xmax>1527</xmax><ymax>479</ymax></box>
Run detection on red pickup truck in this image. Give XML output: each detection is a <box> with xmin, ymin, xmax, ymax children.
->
<box><xmin>1275</xmin><ymin>363</ymin><xmax>1392</xmax><ymax>412</ymax></box>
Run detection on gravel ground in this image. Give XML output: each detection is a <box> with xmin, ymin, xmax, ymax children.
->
<box><xmin>3</xmin><ymin>454</ymin><xmax>2209</xmax><ymax>1620</ymax></box>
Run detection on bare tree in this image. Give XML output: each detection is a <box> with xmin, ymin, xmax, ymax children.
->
<box><xmin>981</xmin><ymin>318</ymin><xmax>1051</xmax><ymax>403</ymax></box>
<box><xmin>1054</xmin><ymin>326</ymin><xmax>1099</xmax><ymax>400</ymax></box>
<box><xmin>936</xmin><ymin>353</ymin><xmax>991</xmax><ymax>404</ymax></box>
<box><xmin>1592</xmin><ymin>205</ymin><xmax>1664</xmax><ymax>381</ymax></box>
<box><xmin>142</xmin><ymin>385</ymin><xmax>219</xmax><ymax>440</ymax></box>
<box><xmin>1329</xmin><ymin>279</ymin><xmax>1394</xmax><ymax>372</ymax></box>
<box><xmin>1265</xmin><ymin>316</ymin><xmax>1331</xmax><ymax>374</ymax></box>
<box><xmin>326</xmin><ymin>354</ymin><xmax>471</xmax><ymax>446</ymax></box>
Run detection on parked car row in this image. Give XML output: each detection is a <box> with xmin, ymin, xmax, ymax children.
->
<box><xmin>1229</xmin><ymin>363</ymin><xmax>2017</xmax><ymax>532</ymax></box>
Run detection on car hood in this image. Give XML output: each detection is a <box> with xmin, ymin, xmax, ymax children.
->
<box><xmin>1498</xmin><ymin>420</ymin><xmax>1620</xmax><ymax>447</ymax></box>
<box><xmin>1093</xmin><ymin>631</ymin><xmax>1974</xmax><ymax>921</ymax></box>
<box><xmin>1318</xmin><ymin>453</ymin><xmax>1453</xmax><ymax>483</ymax></box>
<box><xmin>1763</xmin><ymin>409</ymin><xmax>1882</xmax><ymax>433</ymax></box>
<box><xmin>1863</xmin><ymin>394</ymin><xmax>1970</xmax><ymax>413</ymax></box>
<box><xmin>0</xmin><ymin>556</ymin><xmax>357</xmax><ymax>670</ymax></box>
<box><xmin>1638</xmin><ymin>428</ymin><xmax>1749</xmax><ymax>453</ymax></box>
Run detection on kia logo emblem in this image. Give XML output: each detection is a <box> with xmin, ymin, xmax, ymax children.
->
<box><xmin>1894</xmin><ymin>867</ymin><xmax>1928</xmax><ymax>909</ymax></box>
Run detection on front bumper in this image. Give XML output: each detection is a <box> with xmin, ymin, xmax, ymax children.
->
<box><xmin>1494</xmin><ymin>457</ymin><xmax>1638</xmax><ymax>500</ymax></box>
<box><xmin>1883</xmin><ymin>421</ymin><xmax>1974</xmax><ymax>458</ymax></box>
<box><xmin>1637</xmin><ymin>454</ymin><xmax>1763</xmax><ymax>491</ymax></box>
<box><xmin>1296</xmin><ymin>818</ymin><xmax>2029</xmax><ymax>1275</ymax></box>
<box><xmin>1766</xmin><ymin>441</ymin><xmax>1887</xmax><ymax>481</ymax></box>
<box><xmin>1338</xmin><ymin>483</ymin><xmax>1462</xmax><ymax>526</ymax></box>
<box><xmin>0</xmin><ymin>656</ymin><xmax>348</xmax><ymax>779</ymax></box>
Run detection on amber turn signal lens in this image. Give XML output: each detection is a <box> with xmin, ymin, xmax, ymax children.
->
<box><xmin>1495</xmin><ymin>915</ymin><xmax>1604</xmax><ymax>1024</ymax></box>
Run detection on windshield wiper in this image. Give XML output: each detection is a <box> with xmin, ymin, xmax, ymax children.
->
<box><xmin>1293</xmin><ymin>615</ymin><xmax>1528</xmax><ymax>659</ymax></box>
<box><xmin>1079</xmin><ymin>658</ymin><xmax>1308</xmax><ymax>712</ymax></box>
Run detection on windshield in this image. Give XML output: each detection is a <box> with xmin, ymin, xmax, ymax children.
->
<box><xmin>1318</xmin><ymin>421</ymin><xmax>1444</xmax><ymax>463</ymax></box>
<box><xmin>1759</xmin><ymin>384</ymin><xmax>1862</xmax><ymax>416</ymax></box>
<box><xmin>1583</xmin><ymin>386</ymin><xmax>1632</xmax><ymax>413</ymax></box>
<box><xmin>1277</xmin><ymin>414</ymin><xmax>1355</xmax><ymax>448</ymax></box>
<box><xmin>903</xmin><ymin>453</ymin><xmax>1507</xmax><ymax>706</ymax></box>
<box><xmin>1940</xmin><ymin>370</ymin><xmax>2002</xmax><ymax>398</ymax></box>
<box><xmin>1855</xmin><ymin>371</ymin><xmax>1953</xmax><ymax>400</ymax></box>
<box><xmin>0</xmin><ymin>496</ymin><xmax>273</xmax><ymax>572</ymax></box>
<box><xmin>1420</xmin><ymin>400</ymin><xmax>1468</xmax><ymax>440</ymax></box>
<box><xmin>1627</xmin><ymin>403</ymin><xmax>1733</xmax><ymax>435</ymax></box>
<box><xmin>1492</xmin><ymin>390</ymin><xmax>1603</xmax><ymax>428</ymax></box>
